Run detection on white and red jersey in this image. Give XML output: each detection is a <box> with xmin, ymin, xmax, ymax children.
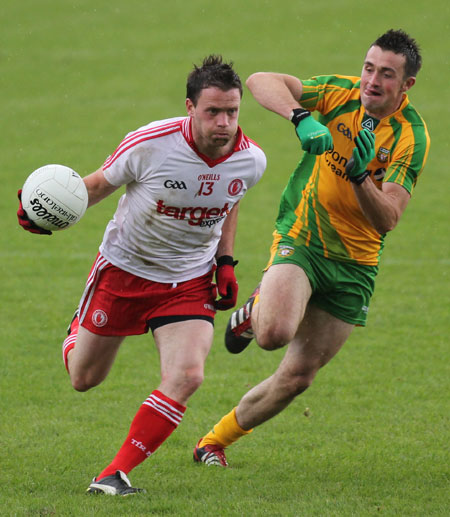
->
<box><xmin>99</xmin><ymin>117</ymin><xmax>266</xmax><ymax>283</ymax></box>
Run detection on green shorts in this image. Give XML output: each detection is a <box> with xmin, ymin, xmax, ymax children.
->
<box><xmin>268</xmin><ymin>236</ymin><xmax>378</xmax><ymax>326</ymax></box>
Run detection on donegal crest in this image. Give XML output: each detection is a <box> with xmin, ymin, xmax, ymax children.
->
<box><xmin>377</xmin><ymin>146</ymin><xmax>390</xmax><ymax>163</ymax></box>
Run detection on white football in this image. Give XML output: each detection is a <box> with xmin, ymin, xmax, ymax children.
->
<box><xmin>21</xmin><ymin>164</ymin><xmax>88</xmax><ymax>231</ymax></box>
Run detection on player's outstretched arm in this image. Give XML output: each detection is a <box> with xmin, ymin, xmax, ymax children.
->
<box><xmin>246</xmin><ymin>72</ymin><xmax>332</xmax><ymax>155</ymax></box>
<box><xmin>17</xmin><ymin>165</ymin><xmax>110</xmax><ymax>235</ymax></box>
<box><xmin>83</xmin><ymin>168</ymin><xmax>119</xmax><ymax>207</ymax></box>
<box><xmin>246</xmin><ymin>72</ymin><xmax>304</xmax><ymax>120</ymax></box>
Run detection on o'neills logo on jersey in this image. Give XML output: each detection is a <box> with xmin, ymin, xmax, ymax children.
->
<box><xmin>156</xmin><ymin>200</ymin><xmax>230</xmax><ymax>226</ymax></box>
<box><xmin>198</xmin><ymin>173</ymin><xmax>220</xmax><ymax>181</ymax></box>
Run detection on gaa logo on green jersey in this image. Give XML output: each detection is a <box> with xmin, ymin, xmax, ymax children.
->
<box><xmin>337</xmin><ymin>123</ymin><xmax>353</xmax><ymax>140</ymax></box>
<box><xmin>377</xmin><ymin>147</ymin><xmax>390</xmax><ymax>163</ymax></box>
<box><xmin>278</xmin><ymin>246</ymin><xmax>295</xmax><ymax>257</ymax></box>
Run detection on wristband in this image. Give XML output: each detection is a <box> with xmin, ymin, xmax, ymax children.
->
<box><xmin>348</xmin><ymin>171</ymin><xmax>370</xmax><ymax>185</ymax></box>
<box><xmin>216</xmin><ymin>255</ymin><xmax>238</xmax><ymax>267</ymax></box>
<box><xmin>345</xmin><ymin>157</ymin><xmax>371</xmax><ymax>185</ymax></box>
<box><xmin>289</xmin><ymin>108</ymin><xmax>311</xmax><ymax>128</ymax></box>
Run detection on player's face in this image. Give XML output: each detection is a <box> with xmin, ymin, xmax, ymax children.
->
<box><xmin>360</xmin><ymin>45</ymin><xmax>415</xmax><ymax>119</ymax></box>
<box><xmin>186</xmin><ymin>86</ymin><xmax>241</xmax><ymax>159</ymax></box>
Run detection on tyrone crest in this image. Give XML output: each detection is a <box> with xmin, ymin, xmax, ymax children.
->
<box><xmin>377</xmin><ymin>146</ymin><xmax>390</xmax><ymax>163</ymax></box>
<box><xmin>92</xmin><ymin>309</ymin><xmax>108</xmax><ymax>327</ymax></box>
<box><xmin>228</xmin><ymin>178</ymin><xmax>243</xmax><ymax>196</ymax></box>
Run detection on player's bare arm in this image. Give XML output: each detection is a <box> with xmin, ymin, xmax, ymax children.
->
<box><xmin>352</xmin><ymin>180</ymin><xmax>411</xmax><ymax>234</ymax></box>
<box><xmin>214</xmin><ymin>201</ymin><xmax>240</xmax><ymax>311</ymax></box>
<box><xmin>216</xmin><ymin>202</ymin><xmax>239</xmax><ymax>258</ymax></box>
<box><xmin>246</xmin><ymin>72</ymin><xmax>304</xmax><ymax>119</ymax></box>
<box><xmin>247</xmin><ymin>72</ymin><xmax>333</xmax><ymax>155</ymax></box>
<box><xmin>83</xmin><ymin>167</ymin><xmax>119</xmax><ymax>207</ymax></box>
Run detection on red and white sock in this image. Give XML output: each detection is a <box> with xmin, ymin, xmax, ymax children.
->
<box><xmin>62</xmin><ymin>314</ymin><xmax>79</xmax><ymax>372</ymax></box>
<box><xmin>96</xmin><ymin>390</ymin><xmax>186</xmax><ymax>480</ymax></box>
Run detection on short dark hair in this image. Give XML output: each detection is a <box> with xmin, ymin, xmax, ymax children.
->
<box><xmin>186</xmin><ymin>55</ymin><xmax>243</xmax><ymax>105</ymax></box>
<box><xmin>372</xmin><ymin>29</ymin><xmax>422</xmax><ymax>78</ymax></box>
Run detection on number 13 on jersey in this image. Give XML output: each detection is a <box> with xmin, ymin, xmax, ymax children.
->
<box><xmin>197</xmin><ymin>181</ymin><xmax>214</xmax><ymax>196</ymax></box>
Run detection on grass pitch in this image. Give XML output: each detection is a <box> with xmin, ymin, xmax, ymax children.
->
<box><xmin>1</xmin><ymin>1</ymin><xmax>449</xmax><ymax>515</ymax></box>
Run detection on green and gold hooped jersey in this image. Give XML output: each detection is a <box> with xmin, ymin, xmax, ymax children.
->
<box><xmin>275</xmin><ymin>74</ymin><xmax>430</xmax><ymax>266</ymax></box>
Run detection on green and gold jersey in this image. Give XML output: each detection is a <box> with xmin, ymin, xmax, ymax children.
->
<box><xmin>275</xmin><ymin>74</ymin><xmax>430</xmax><ymax>266</ymax></box>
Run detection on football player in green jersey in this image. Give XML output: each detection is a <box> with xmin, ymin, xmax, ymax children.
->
<box><xmin>193</xmin><ymin>29</ymin><xmax>430</xmax><ymax>467</ymax></box>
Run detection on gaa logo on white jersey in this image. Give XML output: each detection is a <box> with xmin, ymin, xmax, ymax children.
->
<box><xmin>164</xmin><ymin>179</ymin><xmax>187</xmax><ymax>190</ymax></box>
<box><xmin>92</xmin><ymin>309</ymin><xmax>108</xmax><ymax>327</ymax></box>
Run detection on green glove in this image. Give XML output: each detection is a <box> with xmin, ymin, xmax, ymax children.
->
<box><xmin>290</xmin><ymin>108</ymin><xmax>333</xmax><ymax>155</ymax></box>
<box><xmin>345</xmin><ymin>129</ymin><xmax>376</xmax><ymax>185</ymax></box>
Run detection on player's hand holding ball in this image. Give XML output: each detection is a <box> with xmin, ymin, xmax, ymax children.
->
<box><xmin>290</xmin><ymin>107</ymin><xmax>333</xmax><ymax>155</ymax></box>
<box><xmin>215</xmin><ymin>255</ymin><xmax>239</xmax><ymax>310</ymax></box>
<box><xmin>17</xmin><ymin>189</ymin><xmax>53</xmax><ymax>235</ymax></box>
<box><xmin>346</xmin><ymin>129</ymin><xmax>376</xmax><ymax>185</ymax></box>
<box><xmin>17</xmin><ymin>164</ymin><xmax>88</xmax><ymax>235</ymax></box>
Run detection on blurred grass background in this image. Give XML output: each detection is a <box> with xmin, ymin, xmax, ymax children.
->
<box><xmin>1</xmin><ymin>1</ymin><xmax>449</xmax><ymax>515</ymax></box>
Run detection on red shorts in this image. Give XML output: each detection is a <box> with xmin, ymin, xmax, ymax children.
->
<box><xmin>78</xmin><ymin>254</ymin><xmax>216</xmax><ymax>336</ymax></box>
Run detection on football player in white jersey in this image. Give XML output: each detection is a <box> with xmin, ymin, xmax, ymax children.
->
<box><xmin>17</xmin><ymin>55</ymin><xmax>266</xmax><ymax>495</ymax></box>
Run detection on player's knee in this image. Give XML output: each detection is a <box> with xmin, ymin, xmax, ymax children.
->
<box><xmin>183</xmin><ymin>370</ymin><xmax>204</xmax><ymax>393</ymax></box>
<box><xmin>70</xmin><ymin>372</ymin><xmax>100</xmax><ymax>392</ymax></box>
<box><xmin>71</xmin><ymin>379</ymin><xmax>92</xmax><ymax>392</ymax></box>
<box><xmin>162</xmin><ymin>368</ymin><xmax>204</xmax><ymax>400</ymax></box>
<box><xmin>257</xmin><ymin>325</ymin><xmax>294</xmax><ymax>351</ymax></box>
